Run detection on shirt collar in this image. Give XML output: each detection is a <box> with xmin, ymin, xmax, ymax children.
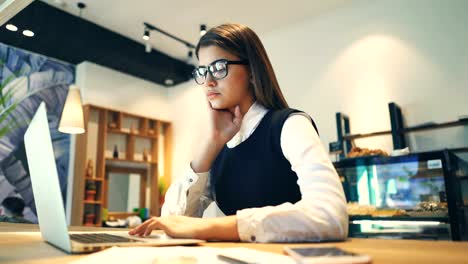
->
<box><xmin>227</xmin><ymin>102</ymin><xmax>268</xmax><ymax>148</ymax></box>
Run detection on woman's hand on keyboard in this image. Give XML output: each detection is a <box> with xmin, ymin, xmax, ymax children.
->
<box><xmin>128</xmin><ymin>215</ymin><xmax>239</xmax><ymax>241</ymax></box>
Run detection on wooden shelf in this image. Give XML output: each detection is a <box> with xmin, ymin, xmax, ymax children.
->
<box><xmin>71</xmin><ymin>104</ymin><xmax>171</xmax><ymax>227</ymax></box>
<box><xmin>343</xmin><ymin>130</ymin><xmax>392</xmax><ymax>140</ymax></box>
<box><xmin>108</xmin><ymin>212</ymin><xmax>139</xmax><ymax>220</ymax></box>
<box><xmin>84</xmin><ymin>223</ymin><xmax>102</xmax><ymax>227</ymax></box>
<box><xmin>84</xmin><ymin>200</ymin><xmax>102</xmax><ymax>204</ymax></box>
<box><xmin>105</xmin><ymin>158</ymin><xmax>157</xmax><ymax>165</ymax></box>
<box><xmin>84</xmin><ymin>177</ymin><xmax>103</xmax><ymax>181</ymax></box>
<box><xmin>402</xmin><ymin>119</ymin><xmax>468</xmax><ymax>133</ymax></box>
<box><xmin>108</xmin><ymin>128</ymin><xmax>157</xmax><ymax>139</ymax></box>
<box><xmin>449</xmin><ymin>147</ymin><xmax>468</xmax><ymax>153</ymax></box>
<box><xmin>105</xmin><ymin>158</ymin><xmax>156</xmax><ymax>171</ymax></box>
<box><xmin>342</xmin><ymin>119</ymin><xmax>468</xmax><ymax>141</ymax></box>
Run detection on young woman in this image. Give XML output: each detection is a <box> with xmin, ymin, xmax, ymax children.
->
<box><xmin>129</xmin><ymin>23</ymin><xmax>348</xmax><ymax>242</ymax></box>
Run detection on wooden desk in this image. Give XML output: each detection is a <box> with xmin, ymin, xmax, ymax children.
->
<box><xmin>1</xmin><ymin>223</ymin><xmax>467</xmax><ymax>264</ymax></box>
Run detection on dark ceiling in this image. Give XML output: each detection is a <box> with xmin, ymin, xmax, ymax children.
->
<box><xmin>0</xmin><ymin>1</ymin><xmax>195</xmax><ymax>87</ymax></box>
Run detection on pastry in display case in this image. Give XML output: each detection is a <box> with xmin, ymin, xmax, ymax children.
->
<box><xmin>335</xmin><ymin>150</ymin><xmax>468</xmax><ymax>241</ymax></box>
<box><xmin>346</xmin><ymin>147</ymin><xmax>389</xmax><ymax>158</ymax></box>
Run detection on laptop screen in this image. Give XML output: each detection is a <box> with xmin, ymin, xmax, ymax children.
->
<box><xmin>24</xmin><ymin>102</ymin><xmax>72</xmax><ymax>252</ymax></box>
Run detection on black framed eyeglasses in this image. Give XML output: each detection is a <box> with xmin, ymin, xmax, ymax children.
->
<box><xmin>192</xmin><ymin>59</ymin><xmax>249</xmax><ymax>85</ymax></box>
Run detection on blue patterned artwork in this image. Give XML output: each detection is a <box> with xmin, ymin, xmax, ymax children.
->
<box><xmin>0</xmin><ymin>42</ymin><xmax>75</xmax><ymax>223</ymax></box>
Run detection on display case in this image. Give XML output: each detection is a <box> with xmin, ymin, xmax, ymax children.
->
<box><xmin>335</xmin><ymin>150</ymin><xmax>468</xmax><ymax>240</ymax></box>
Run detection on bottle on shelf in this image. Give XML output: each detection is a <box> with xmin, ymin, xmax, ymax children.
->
<box><xmin>85</xmin><ymin>159</ymin><xmax>94</xmax><ymax>179</ymax></box>
<box><xmin>113</xmin><ymin>145</ymin><xmax>119</xmax><ymax>159</ymax></box>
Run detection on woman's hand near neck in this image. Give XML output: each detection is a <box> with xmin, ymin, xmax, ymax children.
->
<box><xmin>191</xmin><ymin>96</ymin><xmax>254</xmax><ymax>173</ymax></box>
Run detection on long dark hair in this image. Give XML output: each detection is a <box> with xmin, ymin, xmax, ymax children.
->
<box><xmin>195</xmin><ymin>23</ymin><xmax>289</xmax><ymax>110</ymax></box>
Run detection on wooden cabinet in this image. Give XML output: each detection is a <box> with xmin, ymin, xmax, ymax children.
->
<box><xmin>70</xmin><ymin>104</ymin><xmax>171</xmax><ymax>226</ymax></box>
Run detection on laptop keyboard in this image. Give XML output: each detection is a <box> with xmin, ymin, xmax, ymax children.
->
<box><xmin>70</xmin><ymin>233</ymin><xmax>140</xmax><ymax>244</ymax></box>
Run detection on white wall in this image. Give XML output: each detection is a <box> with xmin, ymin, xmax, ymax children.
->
<box><xmin>127</xmin><ymin>173</ymin><xmax>141</xmax><ymax>211</ymax></box>
<box><xmin>167</xmin><ymin>81</ymin><xmax>209</xmax><ymax>180</ymax></box>
<box><xmin>78</xmin><ymin>0</ymin><xmax>468</xmax><ymax>184</ymax></box>
<box><xmin>76</xmin><ymin>61</ymin><xmax>171</xmax><ymax>121</ymax></box>
<box><xmin>262</xmin><ymin>0</ymin><xmax>468</xmax><ymax>154</ymax></box>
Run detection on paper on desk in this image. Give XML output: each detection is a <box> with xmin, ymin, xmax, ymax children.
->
<box><xmin>70</xmin><ymin>246</ymin><xmax>296</xmax><ymax>264</ymax></box>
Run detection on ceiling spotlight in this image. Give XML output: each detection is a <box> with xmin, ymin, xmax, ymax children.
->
<box><xmin>6</xmin><ymin>24</ymin><xmax>18</xmax><ymax>32</ymax></box>
<box><xmin>145</xmin><ymin>42</ymin><xmax>152</xmax><ymax>53</ymax></box>
<box><xmin>77</xmin><ymin>2</ymin><xmax>86</xmax><ymax>17</ymax></box>
<box><xmin>200</xmin><ymin>24</ymin><xmax>207</xmax><ymax>36</ymax></box>
<box><xmin>22</xmin><ymin>29</ymin><xmax>34</xmax><ymax>37</ymax></box>
<box><xmin>143</xmin><ymin>29</ymin><xmax>150</xmax><ymax>41</ymax></box>
<box><xmin>164</xmin><ymin>78</ymin><xmax>174</xmax><ymax>86</ymax></box>
<box><xmin>187</xmin><ymin>50</ymin><xmax>194</xmax><ymax>63</ymax></box>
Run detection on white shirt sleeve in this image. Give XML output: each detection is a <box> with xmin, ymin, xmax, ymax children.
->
<box><xmin>236</xmin><ymin>114</ymin><xmax>349</xmax><ymax>242</ymax></box>
<box><xmin>160</xmin><ymin>166</ymin><xmax>213</xmax><ymax>217</ymax></box>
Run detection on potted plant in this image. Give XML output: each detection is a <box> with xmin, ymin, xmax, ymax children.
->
<box><xmin>85</xmin><ymin>181</ymin><xmax>97</xmax><ymax>201</ymax></box>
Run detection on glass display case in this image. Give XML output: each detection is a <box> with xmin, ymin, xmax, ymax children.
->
<box><xmin>334</xmin><ymin>150</ymin><xmax>468</xmax><ymax>240</ymax></box>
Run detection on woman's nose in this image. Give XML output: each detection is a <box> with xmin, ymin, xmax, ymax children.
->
<box><xmin>204</xmin><ymin>73</ymin><xmax>216</xmax><ymax>87</ymax></box>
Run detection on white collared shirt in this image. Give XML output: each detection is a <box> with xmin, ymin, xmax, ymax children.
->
<box><xmin>161</xmin><ymin>102</ymin><xmax>348</xmax><ymax>242</ymax></box>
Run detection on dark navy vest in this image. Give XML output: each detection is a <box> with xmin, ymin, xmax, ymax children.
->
<box><xmin>210</xmin><ymin>108</ymin><xmax>318</xmax><ymax>216</ymax></box>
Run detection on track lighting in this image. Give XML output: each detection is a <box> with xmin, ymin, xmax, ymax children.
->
<box><xmin>141</xmin><ymin>22</ymin><xmax>206</xmax><ymax>56</ymax></box>
<box><xmin>143</xmin><ymin>29</ymin><xmax>150</xmax><ymax>41</ymax></box>
<box><xmin>200</xmin><ymin>24</ymin><xmax>207</xmax><ymax>36</ymax></box>
<box><xmin>142</xmin><ymin>22</ymin><xmax>196</xmax><ymax>54</ymax></box>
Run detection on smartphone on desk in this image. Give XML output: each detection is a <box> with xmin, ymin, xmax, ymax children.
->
<box><xmin>284</xmin><ymin>246</ymin><xmax>371</xmax><ymax>264</ymax></box>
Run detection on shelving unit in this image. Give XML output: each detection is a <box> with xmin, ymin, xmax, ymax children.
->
<box><xmin>333</xmin><ymin>102</ymin><xmax>468</xmax><ymax>157</ymax></box>
<box><xmin>70</xmin><ymin>104</ymin><xmax>172</xmax><ymax>226</ymax></box>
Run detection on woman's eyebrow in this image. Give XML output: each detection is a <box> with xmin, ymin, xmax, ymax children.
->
<box><xmin>199</xmin><ymin>58</ymin><xmax>226</xmax><ymax>67</ymax></box>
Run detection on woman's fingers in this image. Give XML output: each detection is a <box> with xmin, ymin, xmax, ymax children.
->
<box><xmin>143</xmin><ymin>218</ymin><xmax>169</xmax><ymax>236</ymax></box>
<box><xmin>128</xmin><ymin>221</ymin><xmax>147</xmax><ymax>235</ymax></box>
<box><xmin>232</xmin><ymin>105</ymin><xmax>243</xmax><ymax>127</ymax></box>
<box><xmin>143</xmin><ymin>220</ymin><xmax>159</xmax><ymax>236</ymax></box>
<box><xmin>130</xmin><ymin>216</ymin><xmax>205</xmax><ymax>239</ymax></box>
<box><xmin>129</xmin><ymin>217</ymin><xmax>156</xmax><ymax>236</ymax></box>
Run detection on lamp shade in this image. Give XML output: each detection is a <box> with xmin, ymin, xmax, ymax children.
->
<box><xmin>58</xmin><ymin>85</ymin><xmax>85</xmax><ymax>134</ymax></box>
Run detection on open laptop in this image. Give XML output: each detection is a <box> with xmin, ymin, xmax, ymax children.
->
<box><xmin>24</xmin><ymin>102</ymin><xmax>204</xmax><ymax>253</ymax></box>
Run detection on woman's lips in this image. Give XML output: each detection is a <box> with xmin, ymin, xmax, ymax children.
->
<box><xmin>207</xmin><ymin>92</ymin><xmax>220</xmax><ymax>98</ymax></box>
